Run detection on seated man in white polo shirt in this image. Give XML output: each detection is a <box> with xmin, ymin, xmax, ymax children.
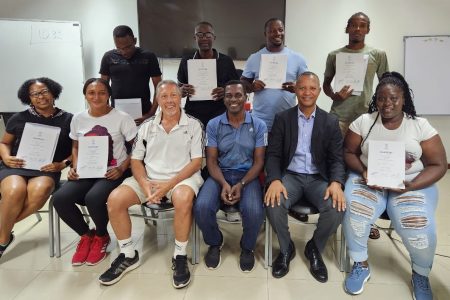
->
<box><xmin>98</xmin><ymin>80</ymin><xmax>204</xmax><ymax>289</ymax></box>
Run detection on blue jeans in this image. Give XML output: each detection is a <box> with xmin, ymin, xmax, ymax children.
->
<box><xmin>343</xmin><ymin>172</ymin><xmax>438</xmax><ymax>276</ymax></box>
<box><xmin>194</xmin><ymin>170</ymin><xmax>264</xmax><ymax>251</ymax></box>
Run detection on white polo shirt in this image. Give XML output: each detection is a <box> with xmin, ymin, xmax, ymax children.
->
<box><xmin>131</xmin><ymin>109</ymin><xmax>204</xmax><ymax>180</ymax></box>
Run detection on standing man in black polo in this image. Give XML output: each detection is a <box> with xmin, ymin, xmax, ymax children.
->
<box><xmin>100</xmin><ymin>25</ymin><xmax>162</xmax><ymax>125</ymax></box>
<box><xmin>177</xmin><ymin>21</ymin><xmax>239</xmax><ymax>128</ymax></box>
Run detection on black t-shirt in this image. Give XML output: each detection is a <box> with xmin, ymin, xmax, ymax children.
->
<box><xmin>177</xmin><ymin>49</ymin><xmax>239</xmax><ymax>127</ymax></box>
<box><xmin>6</xmin><ymin>108</ymin><xmax>73</xmax><ymax>162</ymax></box>
<box><xmin>99</xmin><ymin>47</ymin><xmax>162</xmax><ymax>115</ymax></box>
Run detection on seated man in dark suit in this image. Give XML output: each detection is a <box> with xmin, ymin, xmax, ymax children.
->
<box><xmin>264</xmin><ymin>71</ymin><xmax>346</xmax><ymax>283</ymax></box>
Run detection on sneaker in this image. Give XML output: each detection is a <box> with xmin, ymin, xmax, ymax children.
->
<box><xmin>0</xmin><ymin>233</ymin><xmax>15</xmax><ymax>258</ymax></box>
<box><xmin>204</xmin><ymin>233</ymin><xmax>224</xmax><ymax>270</ymax></box>
<box><xmin>86</xmin><ymin>234</ymin><xmax>111</xmax><ymax>266</ymax></box>
<box><xmin>411</xmin><ymin>271</ymin><xmax>433</xmax><ymax>300</ymax></box>
<box><xmin>239</xmin><ymin>248</ymin><xmax>255</xmax><ymax>272</ymax></box>
<box><xmin>225</xmin><ymin>211</ymin><xmax>241</xmax><ymax>222</ymax></box>
<box><xmin>344</xmin><ymin>262</ymin><xmax>371</xmax><ymax>295</ymax></box>
<box><xmin>72</xmin><ymin>232</ymin><xmax>94</xmax><ymax>266</ymax></box>
<box><xmin>172</xmin><ymin>255</ymin><xmax>191</xmax><ymax>288</ymax></box>
<box><xmin>98</xmin><ymin>250</ymin><xmax>140</xmax><ymax>286</ymax></box>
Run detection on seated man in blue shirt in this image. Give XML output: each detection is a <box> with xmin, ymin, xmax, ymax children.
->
<box><xmin>194</xmin><ymin>80</ymin><xmax>267</xmax><ymax>272</ymax></box>
<box><xmin>265</xmin><ymin>72</ymin><xmax>346</xmax><ymax>282</ymax></box>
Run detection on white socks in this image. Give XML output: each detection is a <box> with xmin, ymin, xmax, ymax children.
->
<box><xmin>118</xmin><ymin>237</ymin><xmax>135</xmax><ymax>258</ymax></box>
<box><xmin>174</xmin><ymin>239</ymin><xmax>188</xmax><ymax>258</ymax></box>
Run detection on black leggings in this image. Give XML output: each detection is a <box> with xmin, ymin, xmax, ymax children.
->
<box><xmin>52</xmin><ymin>170</ymin><xmax>131</xmax><ymax>236</ymax></box>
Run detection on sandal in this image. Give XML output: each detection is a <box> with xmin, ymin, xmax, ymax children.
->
<box><xmin>369</xmin><ymin>227</ymin><xmax>380</xmax><ymax>239</ymax></box>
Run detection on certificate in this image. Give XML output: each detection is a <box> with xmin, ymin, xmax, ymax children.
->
<box><xmin>259</xmin><ymin>54</ymin><xmax>287</xmax><ymax>89</ymax></box>
<box><xmin>77</xmin><ymin>136</ymin><xmax>108</xmax><ymax>178</ymax></box>
<box><xmin>367</xmin><ymin>140</ymin><xmax>405</xmax><ymax>189</ymax></box>
<box><xmin>187</xmin><ymin>59</ymin><xmax>217</xmax><ymax>101</ymax></box>
<box><xmin>115</xmin><ymin>98</ymin><xmax>142</xmax><ymax>119</ymax></box>
<box><xmin>334</xmin><ymin>53</ymin><xmax>368</xmax><ymax>93</ymax></box>
<box><xmin>16</xmin><ymin>123</ymin><xmax>60</xmax><ymax>170</ymax></box>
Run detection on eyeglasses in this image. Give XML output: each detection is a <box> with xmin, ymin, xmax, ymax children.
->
<box><xmin>29</xmin><ymin>89</ymin><xmax>50</xmax><ymax>98</ymax></box>
<box><xmin>195</xmin><ymin>32</ymin><xmax>215</xmax><ymax>39</ymax></box>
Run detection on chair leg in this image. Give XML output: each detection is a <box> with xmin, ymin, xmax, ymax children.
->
<box><xmin>80</xmin><ymin>206</ymin><xmax>90</xmax><ymax>225</ymax></box>
<box><xmin>386</xmin><ymin>220</ymin><xmax>394</xmax><ymax>238</ymax></box>
<box><xmin>149</xmin><ymin>208</ymin><xmax>158</xmax><ymax>226</ymax></box>
<box><xmin>339</xmin><ymin>225</ymin><xmax>351</xmax><ymax>272</ymax></box>
<box><xmin>140</xmin><ymin>205</ymin><xmax>150</xmax><ymax>225</ymax></box>
<box><xmin>48</xmin><ymin>198</ymin><xmax>55</xmax><ymax>257</ymax></box>
<box><xmin>55</xmin><ymin>210</ymin><xmax>61</xmax><ymax>258</ymax></box>
<box><xmin>35</xmin><ymin>212</ymin><xmax>42</xmax><ymax>222</ymax></box>
<box><xmin>264</xmin><ymin>216</ymin><xmax>273</xmax><ymax>269</ymax></box>
<box><xmin>191</xmin><ymin>220</ymin><xmax>200</xmax><ymax>265</ymax></box>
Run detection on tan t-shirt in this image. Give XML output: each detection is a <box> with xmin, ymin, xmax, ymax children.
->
<box><xmin>324</xmin><ymin>45</ymin><xmax>389</xmax><ymax>122</ymax></box>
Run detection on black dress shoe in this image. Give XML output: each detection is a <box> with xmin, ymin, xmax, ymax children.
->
<box><xmin>272</xmin><ymin>240</ymin><xmax>295</xmax><ymax>278</ymax></box>
<box><xmin>304</xmin><ymin>239</ymin><xmax>328</xmax><ymax>283</ymax></box>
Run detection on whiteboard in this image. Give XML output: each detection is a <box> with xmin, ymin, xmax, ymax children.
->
<box><xmin>404</xmin><ymin>35</ymin><xmax>450</xmax><ymax>115</ymax></box>
<box><xmin>0</xmin><ymin>19</ymin><xmax>85</xmax><ymax>114</ymax></box>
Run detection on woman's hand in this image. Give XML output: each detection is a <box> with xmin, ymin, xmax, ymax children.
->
<box><xmin>3</xmin><ymin>155</ymin><xmax>25</xmax><ymax>168</ymax></box>
<box><xmin>67</xmin><ymin>167</ymin><xmax>79</xmax><ymax>180</ymax></box>
<box><xmin>40</xmin><ymin>161</ymin><xmax>65</xmax><ymax>172</ymax></box>
<box><xmin>105</xmin><ymin>167</ymin><xmax>124</xmax><ymax>180</ymax></box>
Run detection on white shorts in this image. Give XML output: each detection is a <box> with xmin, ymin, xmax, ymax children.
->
<box><xmin>121</xmin><ymin>173</ymin><xmax>204</xmax><ymax>204</ymax></box>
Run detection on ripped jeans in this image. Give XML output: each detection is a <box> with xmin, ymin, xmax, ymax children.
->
<box><xmin>343</xmin><ymin>172</ymin><xmax>438</xmax><ymax>276</ymax></box>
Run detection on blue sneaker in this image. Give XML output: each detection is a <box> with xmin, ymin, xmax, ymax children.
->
<box><xmin>344</xmin><ymin>262</ymin><xmax>371</xmax><ymax>295</ymax></box>
<box><xmin>411</xmin><ymin>271</ymin><xmax>433</xmax><ymax>300</ymax></box>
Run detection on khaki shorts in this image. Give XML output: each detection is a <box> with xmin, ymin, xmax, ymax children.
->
<box><xmin>121</xmin><ymin>174</ymin><xmax>204</xmax><ymax>204</ymax></box>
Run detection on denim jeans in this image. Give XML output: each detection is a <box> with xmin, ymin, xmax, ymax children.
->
<box><xmin>343</xmin><ymin>172</ymin><xmax>438</xmax><ymax>276</ymax></box>
<box><xmin>194</xmin><ymin>170</ymin><xmax>264</xmax><ymax>251</ymax></box>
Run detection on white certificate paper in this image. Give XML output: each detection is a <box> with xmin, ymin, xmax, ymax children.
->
<box><xmin>259</xmin><ymin>54</ymin><xmax>287</xmax><ymax>89</ymax></box>
<box><xmin>16</xmin><ymin>123</ymin><xmax>61</xmax><ymax>170</ymax></box>
<box><xmin>115</xmin><ymin>98</ymin><xmax>142</xmax><ymax>119</ymax></box>
<box><xmin>77</xmin><ymin>136</ymin><xmax>108</xmax><ymax>178</ymax></box>
<box><xmin>367</xmin><ymin>140</ymin><xmax>405</xmax><ymax>189</ymax></box>
<box><xmin>334</xmin><ymin>53</ymin><xmax>368</xmax><ymax>94</ymax></box>
<box><xmin>187</xmin><ymin>59</ymin><xmax>217</xmax><ymax>101</ymax></box>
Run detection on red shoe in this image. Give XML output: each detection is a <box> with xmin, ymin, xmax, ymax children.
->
<box><xmin>86</xmin><ymin>234</ymin><xmax>110</xmax><ymax>266</ymax></box>
<box><xmin>72</xmin><ymin>233</ymin><xmax>94</xmax><ymax>266</ymax></box>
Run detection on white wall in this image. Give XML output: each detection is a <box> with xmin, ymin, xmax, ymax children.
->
<box><xmin>0</xmin><ymin>0</ymin><xmax>448</xmax><ymax>161</ymax></box>
<box><xmin>0</xmin><ymin>0</ymin><xmax>138</xmax><ymax>79</ymax></box>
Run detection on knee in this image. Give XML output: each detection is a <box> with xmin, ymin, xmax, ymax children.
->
<box><xmin>172</xmin><ymin>188</ymin><xmax>194</xmax><ymax>215</ymax></box>
<box><xmin>107</xmin><ymin>189</ymin><xmax>127</xmax><ymax>216</ymax></box>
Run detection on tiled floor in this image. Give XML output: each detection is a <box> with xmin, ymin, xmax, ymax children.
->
<box><xmin>1</xmin><ymin>172</ymin><xmax>449</xmax><ymax>299</ymax></box>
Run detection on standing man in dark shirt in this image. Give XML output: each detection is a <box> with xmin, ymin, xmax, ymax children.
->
<box><xmin>100</xmin><ymin>25</ymin><xmax>162</xmax><ymax>124</ymax></box>
<box><xmin>177</xmin><ymin>21</ymin><xmax>239</xmax><ymax>128</ymax></box>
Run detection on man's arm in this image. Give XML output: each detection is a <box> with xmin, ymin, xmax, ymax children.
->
<box><xmin>146</xmin><ymin>75</ymin><xmax>162</xmax><ymax>118</ymax></box>
<box><xmin>265</xmin><ymin>114</ymin><xmax>285</xmax><ymax>183</ymax></box>
<box><xmin>100</xmin><ymin>74</ymin><xmax>110</xmax><ymax>82</ymax></box>
<box><xmin>229</xmin><ymin>146</ymin><xmax>265</xmax><ymax>205</ymax></box>
<box><xmin>323</xmin><ymin>75</ymin><xmax>353</xmax><ymax>102</ymax></box>
<box><xmin>147</xmin><ymin>157</ymin><xmax>202</xmax><ymax>203</ymax></box>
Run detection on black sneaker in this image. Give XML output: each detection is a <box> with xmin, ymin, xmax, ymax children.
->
<box><xmin>172</xmin><ymin>255</ymin><xmax>190</xmax><ymax>288</ymax></box>
<box><xmin>98</xmin><ymin>250</ymin><xmax>140</xmax><ymax>285</ymax></box>
<box><xmin>0</xmin><ymin>233</ymin><xmax>15</xmax><ymax>258</ymax></box>
<box><xmin>204</xmin><ymin>233</ymin><xmax>224</xmax><ymax>270</ymax></box>
<box><xmin>239</xmin><ymin>248</ymin><xmax>255</xmax><ymax>272</ymax></box>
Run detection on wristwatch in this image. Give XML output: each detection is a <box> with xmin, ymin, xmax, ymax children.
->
<box><xmin>240</xmin><ymin>180</ymin><xmax>246</xmax><ymax>187</ymax></box>
<box><xmin>64</xmin><ymin>159</ymin><xmax>72</xmax><ymax>167</ymax></box>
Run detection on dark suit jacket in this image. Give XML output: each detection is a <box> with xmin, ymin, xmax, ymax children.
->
<box><xmin>265</xmin><ymin>105</ymin><xmax>345</xmax><ymax>186</ymax></box>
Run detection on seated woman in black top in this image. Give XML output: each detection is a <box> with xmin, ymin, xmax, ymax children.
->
<box><xmin>0</xmin><ymin>77</ymin><xmax>72</xmax><ymax>258</ymax></box>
